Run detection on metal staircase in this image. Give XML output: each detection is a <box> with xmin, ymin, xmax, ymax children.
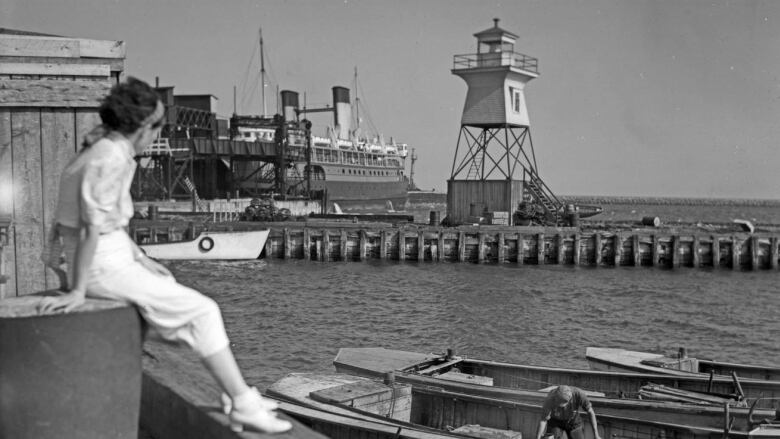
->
<box><xmin>523</xmin><ymin>169</ymin><xmax>564</xmax><ymax>225</ymax></box>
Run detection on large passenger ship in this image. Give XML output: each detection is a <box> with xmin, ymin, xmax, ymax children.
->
<box><xmin>232</xmin><ymin>86</ymin><xmax>410</xmax><ymax>211</ymax></box>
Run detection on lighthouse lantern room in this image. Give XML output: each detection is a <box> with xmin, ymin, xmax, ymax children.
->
<box><xmin>447</xmin><ymin>19</ymin><xmax>563</xmax><ymax>226</ymax></box>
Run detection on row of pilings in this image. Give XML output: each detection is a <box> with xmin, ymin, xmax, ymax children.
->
<box><xmin>129</xmin><ymin>220</ymin><xmax>780</xmax><ymax>270</ymax></box>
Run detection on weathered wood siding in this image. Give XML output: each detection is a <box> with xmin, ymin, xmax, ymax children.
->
<box><xmin>0</xmin><ymin>31</ymin><xmax>124</xmax><ymax>297</ymax></box>
<box><xmin>447</xmin><ymin>179</ymin><xmax>523</xmax><ymax>225</ymax></box>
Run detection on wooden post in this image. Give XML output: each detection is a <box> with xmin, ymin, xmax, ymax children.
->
<box><xmin>731</xmin><ymin>236</ymin><xmax>739</xmax><ymax>270</ymax></box>
<box><xmin>458</xmin><ymin>231</ymin><xmax>466</xmax><ymax>262</ymax></box>
<box><xmin>322</xmin><ymin>229</ymin><xmax>329</xmax><ymax>262</ymax></box>
<box><xmin>264</xmin><ymin>233</ymin><xmax>273</xmax><ymax>259</ymax></box>
<box><xmin>555</xmin><ymin>234</ymin><xmax>564</xmax><ymax>265</ymax></box>
<box><xmin>771</xmin><ymin>236</ymin><xmax>779</xmax><ymax>269</ymax></box>
<box><xmin>398</xmin><ymin>231</ymin><xmax>406</xmax><ymax>261</ymax></box>
<box><xmin>417</xmin><ymin>230</ymin><xmax>425</xmax><ymax>262</ymax></box>
<box><xmin>283</xmin><ymin>228</ymin><xmax>291</xmax><ymax>259</ymax></box>
<box><xmin>671</xmin><ymin>235</ymin><xmax>680</xmax><ymax>268</ymax></box>
<box><xmin>594</xmin><ymin>233</ymin><xmax>602</xmax><ymax>266</ymax></box>
<box><xmin>711</xmin><ymin>236</ymin><xmax>720</xmax><ymax>268</ymax></box>
<box><xmin>537</xmin><ymin>233</ymin><xmax>545</xmax><ymax>265</ymax></box>
<box><xmin>651</xmin><ymin>235</ymin><xmax>658</xmax><ymax>267</ymax></box>
<box><xmin>438</xmin><ymin>231</ymin><xmax>445</xmax><ymax>262</ymax></box>
<box><xmin>613</xmin><ymin>234</ymin><xmax>622</xmax><ymax>266</ymax></box>
<box><xmin>517</xmin><ymin>234</ymin><xmax>525</xmax><ymax>265</ymax></box>
<box><xmin>477</xmin><ymin>232</ymin><xmax>485</xmax><ymax>263</ymax></box>
<box><xmin>359</xmin><ymin>230</ymin><xmax>367</xmax><ymax>261</ymax></box>
<box><xmin>751</xmin><ymin>236</ymin><xmax>760</xmax><ymax>270</ymax></box>
<box><xmin>340</xmin><ymin>229</ymin><xmax>348</xmax><ymax>261</ymax></box>
<box><xmin>380</xmin><ymin>229</ymin><xmax>388</xmax><ymax>260</ymax></box>
<box><xmin>632</xmin><ymin>235</ymin><xmax>640</xmax><ymax>267</ymax></box>
<box><xmin>303</xmin><ymin>228</ymin><xmax>311</xmax><ymax>261</ymax></box>
<box><xmin>498</xmin><ymin>232</ymin><xmax>505</xmax><ymax>263</ymax></box>
<box><xmin>573</xmin><ymin>233</ymin><xmax>580</xmax><ymax>266</ymax></box>
<box><xmin>692</xmin><ymin>235</ymin><xmax>700</xmax><ymax>268</ymax></box>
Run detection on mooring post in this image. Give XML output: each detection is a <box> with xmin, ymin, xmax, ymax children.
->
<box><xmin>594</xmin><ymin>233</ymin><xmax>602</xmax><ymax>266</ymax></box>
<box><xmin>264</xmin><ymin>233</ymin><xmax>273</xmax><ymax>259</ymax></box>
<box><xmin>477</xmin><ymin>232</ymin><xmax>485</xmax><ymax>263</ymax></box>
<box><xmin>322</xmin><ymin>229</ymin><xmax>329</xmax><ymax>262</ymax></box>
<box><xmin>303</xmin><ymin>228</ymin><xmax>311</xmax><ymax>261</ymax></box>
<box><xmin>651</xmin><ymin>235</ymin><xmax>658</xmax><ymax>268</ymax></box>
<box><xmin>632</xmin><ymin>235</ymin><xmax>640</xmax><ymax>267</ymax></box>
<box><xmin>417</xmin><ymin>230</ymin><xmax>425</xmax><ymax>262</ymax></box>
<box><xmin>438</xmin><ymin>230</ymin><xmax>445</xmax><ymax>262</ymax></box>
<box><xmin>498</xmin><ymin>232</ymin><xmax>505</xmax><ymax>263</ymax></box>
<box><xmin>379</xmin><ymin>230</ymin><xmax>388</xmax><ymax>260</ymax></box>
<box><xmin>751</xmin><ymin>236</ymin><xmax>760</xmax><ymax>270</ymax></box>
<box><xmin>613</xmin><ymin>234</ymin><xmax>622</xmax><ymax>266</ymax></box>
<box><xmin>359</xmin><ymin>230</ymin><xmax>367</xmax><ymax>261</ymax></box>
<box><xmin>398</xmin><ymin>231</ymin><xmax>406</xmax><ymax>261</ymax></box>
<box><xmin>771</xmin><ymin>236</ymin><xmax>779</xmax><ymax>269</ymax></box>
<box><xmin>283</xmin><ymin>228</ymin><xmax>291</xmax><ymax>259</ymax></box>
<box><xmin>711</xmin><ymin>235</ymin><xmax>720</xmax><ymax>268</ymax></box>
<box><xmin>692</xmin><ymin>235</ymin><xmax>700</xmax><ymax>268</ymax></box>
<box><xmin>536</xmin><ymin>233</ymin><xmax>545</xmax><ymax>265</ymax></box>
<box><xmin>722</xmin><ymin>402</ymin><xmax>730</xmax><ymax>439</ymax></box>
<box><xmin>554</xmin><ymin>234</ymin><xmax>563</xmax><ymax>265</ymax></box>
<box><xmin>517</xmin><ymin>234</ymin><xmax>525</xmax><ymax>265</ymax></box>
<box><xmin>458</xmin><ymin>231</ymin><xmax>466</xmax><ymax>262</ymax></box>
<box><xmin>731</xmin><ymin>236</ymin><xmax>739</xmax><ymax>270</ymax></box>
<box><xmin>573</xmin><ymin>233</ymin><xmax>580</xmax><ymax>266</ymax></box>
<box><xmin>671</xmin><ymin>235</ymin><xmax>680</xmax><ymax>268</ymax></box>
<box><xmin>340</xmin><ymin>229</ymin><xmax>348</xmax><ymax>262</ymax></box>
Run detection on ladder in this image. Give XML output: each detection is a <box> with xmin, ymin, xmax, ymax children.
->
<box><xmin>524</xmin><ymin>172</ymin><xmax>563</xmax><ymax>225</ymax></box>
<box><xmin>183</xmin><ymin>177</ymin><xmax>207</xmax><ymax>212</ymax></box>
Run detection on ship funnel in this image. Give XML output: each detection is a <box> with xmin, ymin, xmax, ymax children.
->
<box><xmin>280</xmin><ymin>90</ymin><xmax>299</xmax><ymax>122</ymax></box>
<box><xmin>332</xmin><ymin>86</ymin><xmax>351</xmax><ymax>140</ymax></box>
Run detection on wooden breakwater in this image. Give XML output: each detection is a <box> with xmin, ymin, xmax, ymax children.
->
<box><xmin>130</xmin><ymin>220</ymin><xmax>780</xmax><ymax>270</ymax></box>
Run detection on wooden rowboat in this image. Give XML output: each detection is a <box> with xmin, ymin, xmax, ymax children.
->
<box><xmin>139</xmin><ymin>229</ymin><xmax>268</xmax><ymax>260</ymax></box>
<box><xmin>585</xmin><ymin>347</ymin><xmax>780</xmax><ymax>381</ymax></box>
<box><xmin>332</xmin><ymin>347</ymin><xmax>780</xmax><ymax>434</ymax></box>
<box><xmin>270</xmin><ymin>371</ymin><xmax>780</xmax><ymax>439</ymax></box>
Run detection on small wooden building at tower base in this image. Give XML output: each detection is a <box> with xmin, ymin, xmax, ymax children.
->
<box><xmin>0</xmin><ymin>29</ymin><xmax>125</xmax><ymax>298</ymax></box>
<box><xmin>447</xmin><ymin>179</ymin><xmax>523</xmax><ymax>225</ymax></box>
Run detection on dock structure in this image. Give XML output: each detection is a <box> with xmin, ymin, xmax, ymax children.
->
<box><xmin>129</xmin><ymin>220</ymin><xmax>780</xmax><ymax>270</ymax></box>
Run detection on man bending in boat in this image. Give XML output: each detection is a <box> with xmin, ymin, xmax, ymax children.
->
<box><xmin>535</xmin><ymin>385</ymin><xmax>601</xmax><ymax>439</ymax></box>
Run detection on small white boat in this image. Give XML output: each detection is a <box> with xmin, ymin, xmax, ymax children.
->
<box><xmin>139</xmin><ymin>229</ymin><xmax>268</xmax><ymax>260</ymax></box>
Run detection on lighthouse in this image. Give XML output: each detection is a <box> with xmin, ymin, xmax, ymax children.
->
<box><xmin>448</xmin><ymin>19</ymin><xmax>562</xmax><ymax>225</ymax></box>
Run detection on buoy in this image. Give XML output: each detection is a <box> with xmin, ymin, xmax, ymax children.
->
<box><xmin>642</xmin><ymin>216</ymin><xmax>661</xmax><ymax>227</ymax></box>
<box><xmin>198</xmin><ymin>236</ymin><xmax>214</xmax><ymax>252</ymax></box>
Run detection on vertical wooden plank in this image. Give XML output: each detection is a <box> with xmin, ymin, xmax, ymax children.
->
<box><xmin>438</xmin><ymin>230</ymin><xmax>445</xmax><ymax>262</ymax></box>
<box><xmin>671</xmin><ymin>235</ymin><xmax>680</xmax><ymax>268</ymax></box>
<box><xmin>556</xmin><ymin>234</ymin><xmax>564</xmax><ymax>265</ymax></box>
<box><xmin>651</xmin><ymin>235</ymin><xmax>658</xmax><ymax>268</ymax></box>
<box><xmin>458</xmin><ymin>231</ymin><xmax>466</xmax><ymax>262</ymax></box>
<box><xmin>12</xmin><ymin>109</ymin><xmax>47</xmax><ymax>295</ymax></box>
<box><xmin>477</xmin><ymin>232</ymin><xmax>485</xmax><ymax>264</ymax></box>
<box><xmin>594</xmin><ymin>233</ymin><xmax>602</xmax><ymax>266</ymax></box>
<box><xmin>771</xmin><ymin>237</ymin><xmax>778</xmax><ymax>270</ymax></box>
<box><xmin>497</xmin><ymin>232</ymin><xmax>505</xmax><ymax>263</ymax></box>
<box><xmin>397</xmin><ymin>231</ymin><xmax>406</xmax><ymax>261</ymax></box>
<box><xmin>283</xmin><ymin>228</ymin><xmax>291</xmax><ymax>259</ymax></box>
<box><xmin>340</xmin><ymin>229</ymin><xmax>347</xmax><ymax>262</ymax></box>
<box><xmin>74</xmin><ymin>108</ymin><xmax>101</xmax><ymax>152</ymax></box>
<box><xmin>303</xmin><ymin>228</ymin><xmax>310</xmax><ymax>261</ymax></box>
<box><xmin>0</xmin><ymin>109</ymin><xmax>16</xmax><ymax>296</ymax></box>
<box><xmin>40</xmin><ymin>109</ymin><xmax>77</xmax><ymax>289</ymax></box>
<box><xmin>613</xmin><ymin>234</ymin><xmax>622</xmax><ymax>266</ymax></box>
<box><xmin>359</xmin><ymin>229</ymin><xmax>367</xmax><ymax>261</ymax></box>
<box><xmin>322</xmin><ymin>229</ymin><xmax>329</xmax><ymax>262</ymax></box>
<box><xmin>573</xmin><ymin>233</ymin><xmax>580</xmax><ymax>266</ymax></box>
<box><xmin>711</xmin><ymin>235</ymin><xmax>720</xmax><ymax>269</ymax></box>
<box><xmin>536</xmin><ymin>233</ymin><xmax>544</xmax><ymax>265</ymax></box>
<box><xmin>417</xmin><ymin>230</ymin><xmax>425</xmax><ymax>262</ymax></box>
<box><xmin>751</xmin><ymin>236</ymin><xmax>759</xmax><ymax>270</ymax></box>
<box><xmin>632</xmin><ymin>235</ymin><xmax>640</xmax><ymax>267</ymax></box>
<box><xmin>379</xmin><ymin>229</ymin><xmax>387</xmax><ymax>260</ymax></box>
<box><xmin>692</xmin><ymin>235</ymin><xmax>700</xmax><ymax>268</ymax></box>
<box><xmin>517</xmin><ymin>233</ymin><xmax>524</xmax><ymax>265</ymax></box>
<box><xmin>731</xmin><ymin>236</ymin><xmax>739</xmax><ymax>270</ymax></box>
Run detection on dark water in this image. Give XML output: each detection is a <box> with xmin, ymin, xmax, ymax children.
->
<box><xmin>167</xmin><ymin>258</ymin><xmax>780</xmax><ymax>391</ymax></box>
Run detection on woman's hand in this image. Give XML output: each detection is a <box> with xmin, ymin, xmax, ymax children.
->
<box><xmin>138</xmin><ymin>254</ymin><xmax>173</xmax><ymax>279</ymax></box>
<box><xmin>37</xmin><ymin>289</ymin><xmax>86</xmax><ymax>315</ymax></box>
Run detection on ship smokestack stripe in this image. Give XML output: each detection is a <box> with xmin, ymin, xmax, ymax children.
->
<box><xmin>332</xmin><ymin>86</ymin><xmax>351</xmax><ymax>140</ymax></box>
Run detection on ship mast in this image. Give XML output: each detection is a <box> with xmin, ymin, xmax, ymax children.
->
<box><xmin>409</xmin><ymin>148</ymin><xmax>419</xmax><ymax>191</ymax></box>
<box><xmin>353</xmin><ymin>66</ymin><xmax>360</xmax><ymax>137</ymax></box>
<box><xmin>260</xmin><ymin>28</ymin><xmax>266</xmax><ymax>117</ymax></box>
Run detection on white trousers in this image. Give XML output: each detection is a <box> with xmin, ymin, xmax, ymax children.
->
<box><xmin>61</xmin><ymin>228</ymin><xmax>229</xmax><ymax>358</ymax></box>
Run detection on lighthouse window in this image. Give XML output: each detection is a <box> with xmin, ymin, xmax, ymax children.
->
<box><xmin>511</xmin><ymin>87</ymin><xmax>521</xmax><ymax>113</ymax></box>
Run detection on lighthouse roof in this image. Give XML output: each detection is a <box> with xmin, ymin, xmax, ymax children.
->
<box><xmin>473</xmin><ymin>18</ymin><xmax>518</xmax><ymax>42</ymax></box>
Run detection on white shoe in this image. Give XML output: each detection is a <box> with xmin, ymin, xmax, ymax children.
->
<box><xmin>221</xmin><ymin>386</ymin><xmax>278</xmax><ymax>414</ymax></box>
<box><xmin>229</xmin><ymin>388</ymin><xmax>291</xmax><ymax>434</ymax></box>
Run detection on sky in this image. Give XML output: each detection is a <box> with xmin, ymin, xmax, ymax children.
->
<box><xmin>4</xmin><ymin>0</ymin><xmax>780</xmax><ymax>199</ymax></box>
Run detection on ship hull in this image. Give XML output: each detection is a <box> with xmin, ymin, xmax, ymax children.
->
<box><xmin>310</xmin><ymin>180</ymin><xmax>408</xmax><ymax>211</ymax></box>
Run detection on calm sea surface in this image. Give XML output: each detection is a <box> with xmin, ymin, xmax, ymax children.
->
<box><xmin>166</xmin><ymin>251</ymin><xmax>779</xmax><ymax>392</ymax></box>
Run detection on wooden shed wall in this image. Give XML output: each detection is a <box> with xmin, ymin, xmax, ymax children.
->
<box><xmin>0</xmin><ymin>32</ymin><xmax>124</xmax><ymax>297</ymax></box>
<box><xmin>446</xmin><ymin>179</ymin><xmax>523</xmax><ymax>224</ymax></box>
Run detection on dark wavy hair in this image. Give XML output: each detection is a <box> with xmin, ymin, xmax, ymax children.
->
<box><xmin>99</xmin><ymin>76</ymin><xmax>160</xmax><ymax>133</ymax></box>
